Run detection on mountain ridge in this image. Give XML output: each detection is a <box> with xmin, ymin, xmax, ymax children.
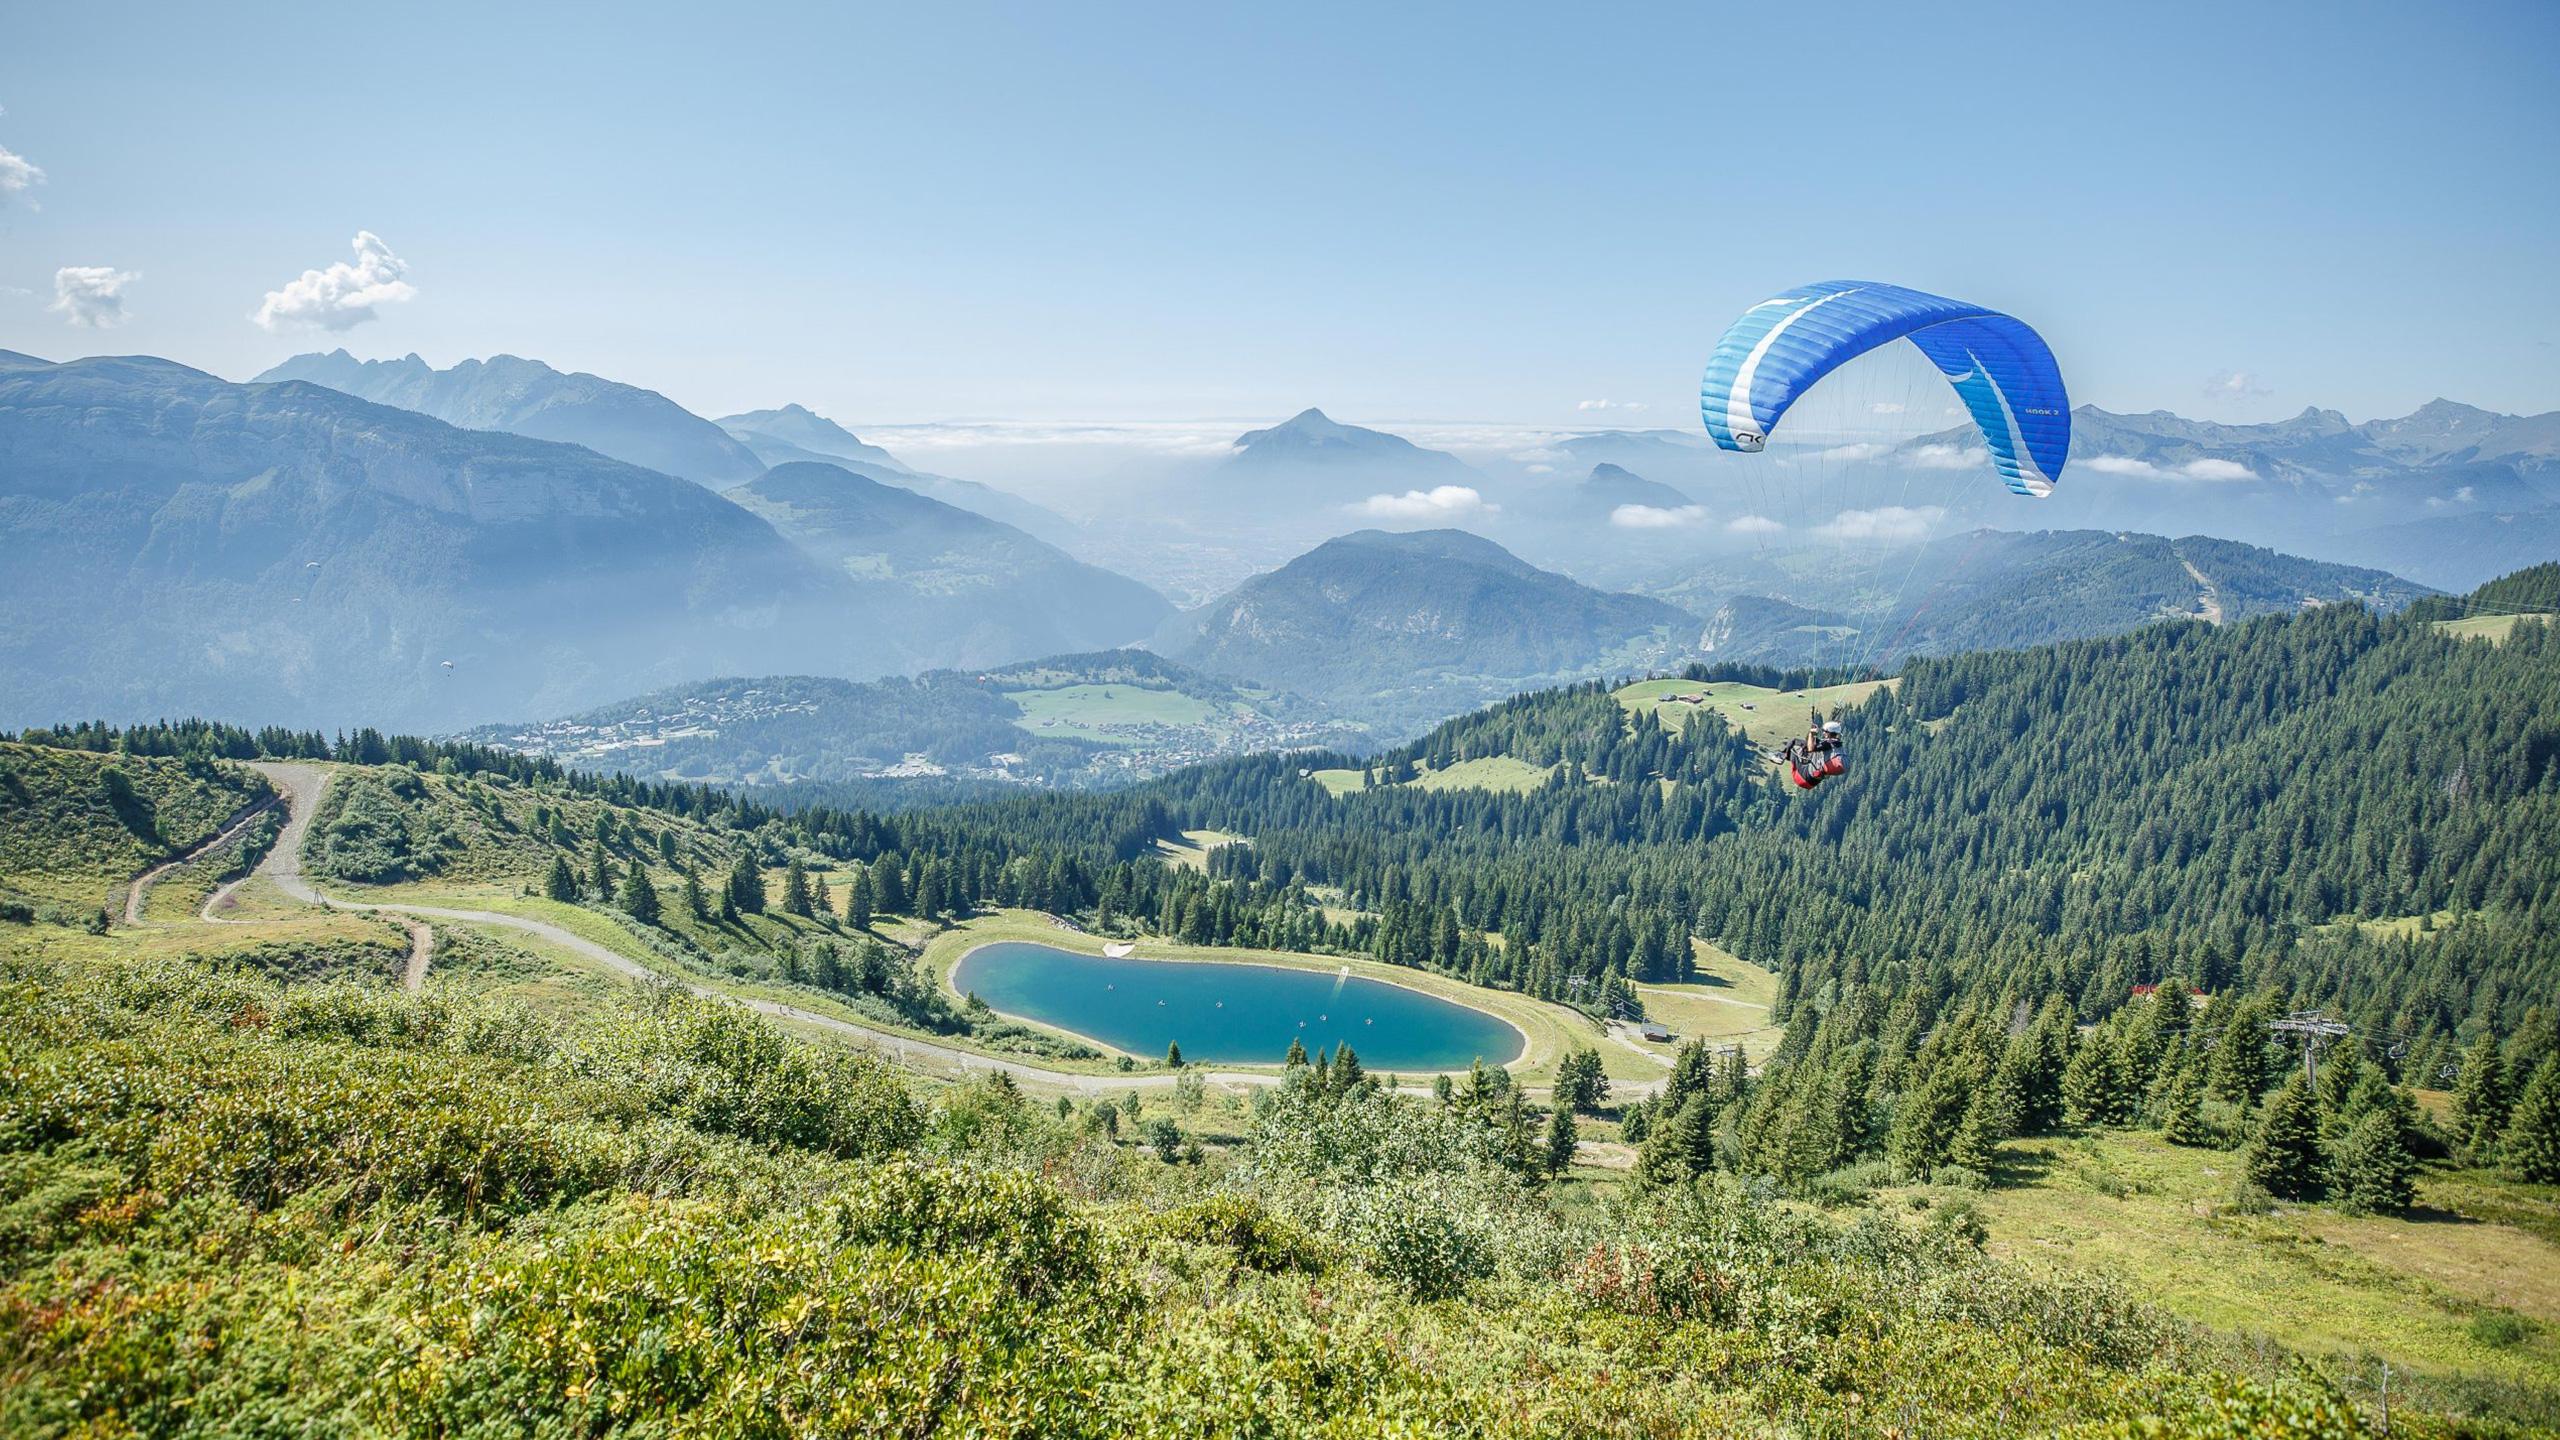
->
<box><xmin>255</xmin><ymin>349</ymin><xmax>768</xmax><ymax>488</ymax></box>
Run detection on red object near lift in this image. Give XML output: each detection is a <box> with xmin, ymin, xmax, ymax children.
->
<box><xmin>1823</xmin><ymin>753</ymin><xmax>1846</xmax><ymax>777</ymax></box>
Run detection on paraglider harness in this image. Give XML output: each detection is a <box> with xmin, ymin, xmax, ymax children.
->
<box><xmin>1779</xmin><ymin>711</ymin><xmax>1846</xmax><ymax>790</ymax></box>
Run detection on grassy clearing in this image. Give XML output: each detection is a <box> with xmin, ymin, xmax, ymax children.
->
<box><xmin>1940</xmin><ymin>1128</ymin><xmax>2560</xmax><ymax>1413</ymax></box>
<box><xmin>1155</xmin><ymin>829</ymin><xmax>1246</xmax><ymax>871</ymax></box>
<box><xmin>2433</xmin><ymin>613</ymin><xmax>2536</xmax><ymax>644</ymax></box>
<box><xmin>1615</xmin><ymin>677</ymin><xmax>1895</xmax><ymax>749</ymax></box>
<box><xmin>1308</xmin><ymin>755</ymin><xmax>1558</xmax><ymax>797</ymax></box>
<box><xmin>1005</xmin><ymin>682</ymin><xmax>1230</xmax><ymax>743</ymax></box>
<box><xmin>1626</xmin><ymin>940</ymin><xmax>1783</xmax><ymax>1061</ymax></box>
<box><xmin>1617</xmin><ymin>939</ymin><xmax>1781</xmax><ymax>1061</ymax></box>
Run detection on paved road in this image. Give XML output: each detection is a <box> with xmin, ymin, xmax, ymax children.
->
<box><xmin>238</xmin><ymin>762</ymin><xmax>1286</xmax><ymax>1093</ymax></box>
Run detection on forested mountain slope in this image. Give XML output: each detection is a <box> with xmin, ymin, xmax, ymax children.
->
<box><xmin>966</xmin><ymin>580</ymin><xmax>2558</xmax><ymax>1078</ymax></box>
<box><xmin>463</xmin><ymin>649</ymin><xmax>1356</xmax><ymax>791</ymax></box>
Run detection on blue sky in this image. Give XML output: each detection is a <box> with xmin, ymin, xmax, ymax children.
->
<box><xmin>3</xmin><ymin>0</ymin><xmax>2555</xmax><ymax>430</ymax></box>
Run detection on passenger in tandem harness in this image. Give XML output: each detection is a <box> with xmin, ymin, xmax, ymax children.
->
<box><xmin>1780</xmin><ymin>713</ymin><xmax>1846</xmax><ymax>790</ymax></box>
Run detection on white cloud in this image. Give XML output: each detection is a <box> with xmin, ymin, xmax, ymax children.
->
<box><xmin>2204</xmin><ymin>370</ymin><xmax>2271</xmax><ymax>401</ymax></box>
<box><xmin>1816</xmin><ymin>505</ymin><xmax>1945</xmax><ymax>542</ymax></box>
<box><xmin>252</xmin><ymin>230</ymin><xmax>416</xmax><ymax>332</ymax></box>
<box><xmin>1868</xmin><ymin>401</ymin><xmax>1905</xmax><ymax>415</ymax></box>
<box><xmin>1523</xmin><ymin>464</ymin><xmax>1554</xmax><ymax>476</ymax></box>
<box><xmin>51</xmin><ymin>266</ymin><xmax>136</xmax><ymax>328</ymax></box>
<box><xmin>1352</xmin><ymin>485</ymin><xmax>1495</xmax><ymax>521</ymax></box>
<box><xmin>1906</xmin><ymin>442</ymin><xmax>1986</xmax><ymax>471</ymax></box>
<box><xmin>2179</xmin><ymin>457</ymin><xmax>2255</xmax><ymax>481</ymax></box>
<box><xmin>2083</xmin><ymin>455</ymin><xmax>2159</xmax><ymax>478</ymax></box>
<box><xmin>1610</xmin><ymin>503</ymin><xmax>1708</xmax><ymax>529</ymax></box>
<box><xmin>2427</xmin><ymin>484</ymin><xmax>2478</xmax><ymax>510</ymax></box>
<box><xmin>0</xmin><ymin>143</ymin><xmax>42</xmax><ymax>206</ymax></box>
<box><xmin>1725</xmin><ymin>514</ymin><xmax>1785</xmax><ymax>535</ymax></box>
<box><xmin>1816</xmin><ymin>441</ymin><xmax>1889</xmax><ymax>463</ymax></box>
<box><xmin>1577</xmin><ymin>399</ymin><xmax>1647</xmax><ymax>413</ymax></box>
<box><xmin>2083</xmin><ymin>454</ymin><xmax>2257</xmax><ymax>482</ymax></box>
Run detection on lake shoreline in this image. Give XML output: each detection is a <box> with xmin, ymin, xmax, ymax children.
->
<box><xmin>947</xmin><ymin>934</ymin><xmax>1535</xmax><ymax>1075</ymax></box>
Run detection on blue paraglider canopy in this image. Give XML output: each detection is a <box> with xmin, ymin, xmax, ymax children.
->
<box><xmin>1700</xmin><ymin>281</ymin><xmax>2069</xmax><ymax>497</ymax></box>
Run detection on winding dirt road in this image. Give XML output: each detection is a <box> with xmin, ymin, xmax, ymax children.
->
<box><xmin>235</xmin><ymin>762</ymin><xmax>1287</xmax><ymax>1092</ymax></box>
<box><xmin>121</xmin><ymin>797</ymin><xmax>280</xmax><ymax>926</ymax></box>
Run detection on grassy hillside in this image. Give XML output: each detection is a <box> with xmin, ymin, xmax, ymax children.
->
<box><xmin>2</xmin><ymin>721</ymin><xmax>2554</xmax><ymax>1431</ymax></box>
<box><xmin>0</xmin><ymin>741</ymin><xmax>273</xmax><ymax>911</ymax></box>
<box><xmin>0</xmin><ymin>921</ymin><xmax>2485</xmax><ymax>1437</ymax></box>
<box><xmin>1616</xmin><ymin>675</ymin><xmax>1894</xmax><ymax>748</ymax></box>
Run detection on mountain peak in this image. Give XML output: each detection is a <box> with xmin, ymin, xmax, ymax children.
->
<box><xmin>1235</xmin><ymin>407</ymin><xmax>1355</xmax><ymax>447</ymax></box>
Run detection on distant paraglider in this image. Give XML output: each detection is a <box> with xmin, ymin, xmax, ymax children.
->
<box><xmin>1700</xmin><ymin>280</ymin><xmax>2070</xmax><ymax>497</ymax></box>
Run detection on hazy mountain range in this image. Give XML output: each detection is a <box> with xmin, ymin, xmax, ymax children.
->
<box><xmin>255</xmin><ymin>350</ymin><xmax>768</xmax><ymax>488</ymax></box>
<box><xmin>715</xmin><ymin>402</ymin><xmax>1077</xmax><ymax>541</ymax></box>
<box><xmin>1645</xmin><ymin>529</ymin><xmax>2429</xmax><ymax>666</ymax></box>
<box><xmin>1864</xmin><ymin>400</ymin><xmax>2560</xmax><ymax>591</ymax></box>
<box><xmin>727</xmin><ymin>461</ymin><xmax>1168</xmax><ymax>665</ymax></box>
<box><xmin>1157</xmin><ymin>528</ymin><xmax>1700</xmax><ymax>735</ymax></box>
<box><xmin>2</xmin><ymin>352</ymin><xmax>856</xmax><ymax>729</ymax></box>
<box><xmin>0</xmin><ymin>353</ymin><xmax>1166</xmax><ymax>730</ymax></box>
<box><xmin>5</xmin><ymin>337</ymin><xmax>2543</xmax><ymax>762</ymax></box>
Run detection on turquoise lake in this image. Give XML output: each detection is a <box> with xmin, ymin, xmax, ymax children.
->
<box><xmin>950</xmin><ymin>941</ymin><xmax>1525</xmax><ymax>1071</ymax></box>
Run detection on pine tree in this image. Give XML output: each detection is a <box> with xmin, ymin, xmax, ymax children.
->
<box><xmin>2506</xmin><ymin>1062</ymin><xmax>2560</xmax><ymax>1184</ymax></box>
<box><xmin>845</xmin><ymin>868</ymin><xmax>874</xmax><ymax>930</ymax></box>
<box><xmin>1553</xmin><ymin>1047</ymin><xmax>1608</xmax><ymax>1112</ymax></box>
<box><xmin>1636</xmin><ymin>1094</ymin><xmax>1715</xmax><ymax>1188</ymax></box>
<box><xmin>2453</xmin><ymin>1039</ymin><xmax>2512</xmax><ymax>1158</ymax></box>
<box><xmin>682</xmin><ymin>869</ymin><xmax>708</xmax><ymax>921</ymax></box>
<box><xmin>2333</xmin><ymin>1108</ymin><xmax>2417</xmax><ymax>1214</ymax></box>
<box><xmin>618</xmin><ymin>859</ymin><xmax>660</xmax><ymax>925</ymax></box>
<box><xmin>2160</xmin><ymin>1061</ymin><xmax>2209</xmax><ymax>1146</ymax></box>
<box><xmin>782</xmin><ymin>859</ymin><xmax>813</xmax><ymax>918</ymax></box>
<box><xmin>1948</xmin><ymin>1086</ymin><xmax>2003</xmax><ymax>1174</ymax></box>
<box><xmin>1283</xmin><ymin>1036</ymin><xmax>1308</xmax><ymax>1067</ymax></box>
<box><xmin>544</xmin><ymin>854</ymin><xmax>580</xmax><ymax>904</ymax></box>
<box><xmin>2063</xmin><ymin>1038</ymin><xmax>2127</xmax><ymax>1128</ymax></box>
<box><xmin>2208</xmin><ymin>995</ymin><xmax>2274</xmax><ymax>1105</ymax></box>
<box><xmin>1544</xmin><ymin>1105</ymin><xmax>1579</xmax><ymax>1176</ymax></box>
<box><xmin>728</xmin><ymin>853</ymin><xmax>765</xmax><ymax>916</ymax></box>
<box><xmin>2246</xmin><ymin>1073</ymin><xmax>2327</xmax><ymax>1200</ymax></box>
<box><xmin>871</xmin><ymin>857</ymin><xmax>907</xmax><ymax>916</ymax></box>
<box><xmin>589</xmin><ymin>839</ymin><xmax>614</xmax><ymax>902</ymax></box>
<box><xmin>1662</xmin><ymin>1040</ymin><xmax>1716</xmax><ymax>1113</ymax></box>
<box><xmin>1164</xmin><ymin>1040</ymin><xmax>1183</xmax><ymax>1068</ymax></box>
<box><xmin>1888</xmin><ymin>1068</ymin><xmax>1969</xmax><ymax>1178</ymax></box>
<box><xmin>1334</xmin><ymin>1044</ymin><xmax>1366</xmax><ymax>1090</ymax></box>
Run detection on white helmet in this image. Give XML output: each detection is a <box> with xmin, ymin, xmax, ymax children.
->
<box><xmin>1823</xmin><ymin>720</ymin><xmax>1842</xmax><ymax>734</ymax></box>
